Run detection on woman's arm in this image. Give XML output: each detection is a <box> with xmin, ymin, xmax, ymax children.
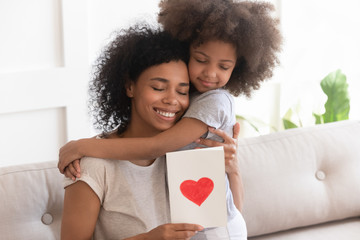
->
<box><xmin>59</xmin><ymin>117</ymin><xmax>208</xmax><ymax>173</ymax></box>
<box><xmin>61</xmin><ymin>181</ymin><xmax>100</xmax><ymax>240</ymax></box>
<box><xmin>61</xmin><ymin>180</ymin><xmax>203</xmax><ymax>240</ymax></box>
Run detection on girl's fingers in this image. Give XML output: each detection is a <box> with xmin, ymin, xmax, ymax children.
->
<box><xmin>73</xmin><ymin>159</ymin><xmax>81</xmax><ymax>173</ymax></box>
<box><xmin>196</xmin><ymin>137</ymin><xmax>218</xmax><ymax>147</ymax></box>
<box><xmin>58</xmin><ymin>157</ymin><xmax>66</xmax><ymax>173</ymax></box>
<box><xmin>68</xmin><ymin>163</ymin><xmax>80</xmax><ymax>179</ymax></box>
<box><xmin>233</xmin><ymin>122</ymin><xmax>240</xmax><ymax>139</ymax></box>
<box><xmin>208</xmin><ymin>126</ymin><xmax>238</xmax><ymax>143</ymax></box>
<box><xmin>208</xmin><ymin>127</ymin><xmax>230</xmax><ymax>141</ymax></box>
<box><xmin>64</xmin><ymin>167</ymin><xmax>76</xmax><ymax>181</ymax></box>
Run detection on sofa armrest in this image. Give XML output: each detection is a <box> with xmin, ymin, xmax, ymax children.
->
<box><xmin>0</xmin><ymin>161</ymin><xmax>64</xmax><ymax>240</ymax></box>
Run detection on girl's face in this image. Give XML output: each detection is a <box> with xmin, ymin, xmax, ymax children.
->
<box><xmin>188</xmin><ymin>40</ymin><xmax>237</xmax><ymax>93</ymax></box>
<box><xmin>126</xmin><ymin>61</ymin><xmax>190</xmax><ymax>136</ymax></box>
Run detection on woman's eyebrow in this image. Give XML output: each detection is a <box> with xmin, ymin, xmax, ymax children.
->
<box><xmin>150</xmin><ymin>77</ymin><xmax>169</xmax><ymax>83</ymax></box>
<box><xmin>150</xmin><ymin>78</ymin><xmax>189</xmax><ymax>86</ymax></box>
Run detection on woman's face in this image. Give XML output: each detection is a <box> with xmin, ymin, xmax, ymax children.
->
<box><xmin>126</xmin><ymin>60</ymin><xmax>190</xmax><ymax>136</ymax></box>
<box><xmin>188</xmin><ymin>40</ymin><xmax>237</xmax><ymax>93</ymax></box>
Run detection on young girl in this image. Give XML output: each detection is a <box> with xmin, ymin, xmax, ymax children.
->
<box><xmin>60</xmin><ymin>0</ymin><xmax>282</xmax><ymax>239</ymax></box>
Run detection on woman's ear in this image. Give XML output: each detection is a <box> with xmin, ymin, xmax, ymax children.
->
<box><xmin>125</xmin><ymin>81</ymin><xmax>134</xmax><ymax>98</ymax></box>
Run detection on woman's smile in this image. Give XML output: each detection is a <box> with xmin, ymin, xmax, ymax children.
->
<box><xmin>155</xmin><ymin>108</ymin><xmax>177</xmax><ymax>119</ymax></box>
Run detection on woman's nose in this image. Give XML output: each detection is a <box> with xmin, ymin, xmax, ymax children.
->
<box><xmin>162</xmin><ymin>91</ymin><xmax>178</xmax><ymax>105</ymax></box>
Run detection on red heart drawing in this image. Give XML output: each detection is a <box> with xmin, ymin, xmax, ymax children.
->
<box><xmin>180</xmin><ymin>177</ymin><xmax>214</xmax><ymax>206</ymax></box>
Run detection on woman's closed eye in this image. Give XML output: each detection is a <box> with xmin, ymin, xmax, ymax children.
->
<box><xmin>152</xmin><ymin>87</ymin><xmax>187</xmax><ymax>96</ymax></box>
<box><xmin>152</xmin><ymin>87</ymin><xmax>164</xmax><ymax>91</ymax></box>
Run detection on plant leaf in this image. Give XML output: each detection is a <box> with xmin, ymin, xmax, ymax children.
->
<box><xmin>313</xmin><ymin>113</ymin><xmax>323</xmax><ymax>124</ymax></box>
<box><xmin>283</xmin><ymin>108</ymin><xmax>293</xmax><ymax>121</ymax></box>
<box><xmin>282</xmin><ymin>108</ymin><xmax>299</xmax><ymax>129</ymax></box>
<box><xmin>236</xmin><ymin>115</ymin><xmax>260</xmax><ymax>133</ymax></box>
<box><xmin>236</xmin><ymin>115</ymin><xmax>278</xmax><ymax>133</ymax></box>
<box><xmin>320</xmin><ymin>69</ymin><xmax>350</xmax><ymax>123</ymax></box>
<box><xmin>283</xmin><ymin>119</ymin><xmax>298</xmax><ymax>129</ymax></box>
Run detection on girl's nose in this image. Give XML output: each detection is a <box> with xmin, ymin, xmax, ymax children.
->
<box><xmin>204</xmin><ymin>66</ymin><xmax>216</xmax><ymax>78</ymax></box>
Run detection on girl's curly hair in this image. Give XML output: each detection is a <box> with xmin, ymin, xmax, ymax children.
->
<box><xmin>158</xmin><ymin>0</ymin><xmax>283</xmax><ymax>97</ymax></box>
<box><xmin>89</xmin><ymin>25</ymin><xmax>189</xmax><ymax>133</ymax></box>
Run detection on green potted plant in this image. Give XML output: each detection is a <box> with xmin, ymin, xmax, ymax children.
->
<box><xmin>237</xmin><ymin>69</ymin><xmax>351</xmax><ymax>134</ymax></box>
<box><xmin>283</xmin><ymin>69</ymin><xmax>350</xmax><ymax>129</ymax></box>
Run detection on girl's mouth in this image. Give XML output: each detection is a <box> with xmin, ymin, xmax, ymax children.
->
<box><xmin>199</xmin><ymin>79</ymin><xmax>216</xmax><ymax>87</ymax></box>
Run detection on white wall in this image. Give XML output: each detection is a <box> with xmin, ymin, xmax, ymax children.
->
<box><xmin>87</xmin><ymin>0</ymin><xmax>159</xmax><ymax>65</ymax></box>
<box><xmin>0</xmin><ymin>0</ymin><xmax>160</xmax><ymax>167</ymax></box>
<box><xmin>0</xmin><ymin>0</ymin><xmax>91</xmax><ymax>167</ymax></box>
<box><xmin>0</xmin><ymin>0</ymin><xmax>63</xmax><ymax>72</ymax></box>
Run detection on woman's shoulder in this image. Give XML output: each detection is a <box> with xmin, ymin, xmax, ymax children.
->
<box><xmin>80</xmin><ymin>156</ymin><xmax>117</xmax><ymax>174</ymax></box>
<box><xmin>81</xmin><ymin>156</ymin><xmax>111</xmax><ymax>165</ymax></box>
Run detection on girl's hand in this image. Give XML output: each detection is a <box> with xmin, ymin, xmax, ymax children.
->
<box><xmin>142</xmin><ymin>223</ymin><xmax>203</xmax><ymax>240</ymax></box>
<box><xmin>63</xmin><ymin>159</ymin><xmax>81</xmax><ymax>181</ymax></box>
<box><xmin>196</xmin><ymin>122</ymin><xmax>240</xmax><ymax>174</ymax></box>
<box><xmin>58</xmin><ymin>139</ymin><xmax>85</xmax><ymax>175</ymax></box>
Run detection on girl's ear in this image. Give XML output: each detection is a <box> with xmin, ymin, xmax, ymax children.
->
<box><xmin>125</xmin><ymin>81</ymin><xmax>134</xmax><ymax>98</ymax></box>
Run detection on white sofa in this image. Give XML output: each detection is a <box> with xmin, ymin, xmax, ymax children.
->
<box><xmin>0</xmin><ymin>120</ymin><xmax>359</xmax><ymax>239</ymax></box>
<box><xmin>238</xmin><ymin>120</ymin><xmax>360</xmax><ymax>239</ymax></box>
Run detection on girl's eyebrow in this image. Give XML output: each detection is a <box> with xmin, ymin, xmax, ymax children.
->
<box><xmin>150</xmin><ymin>78</ymin><xmax>189</xmax><ymax>87</ymax></box>
<box><xmin>193</xmin><ymin>51</ymin><xmax>208</xmax><ymax>58</ymax></box>
<box><xmin>193</xmin><ymin>51</ymin><xmax>235</xmax><ymax>64</ymax></box>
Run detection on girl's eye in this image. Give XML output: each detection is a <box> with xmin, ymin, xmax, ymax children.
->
<box><xmin>196</xmin><ymin>58</ymin><xmax>206</xmax><ymax>63</ymax></box>
<box><xmin>220</xmin><ymin>65</ymin><xmax>230</xmax><ymax>70</ymax></box>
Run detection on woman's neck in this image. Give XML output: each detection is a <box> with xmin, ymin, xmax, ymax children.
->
<box><xmin>108</xmin><ymin>126</ymin><xmax>160</xmax><ymax>166</ymax></box>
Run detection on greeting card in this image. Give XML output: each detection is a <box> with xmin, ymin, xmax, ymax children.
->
<box><xmin>166</xmin><ymin>146</ymin><xmax>227</xmax><ymax>227</ymax></box>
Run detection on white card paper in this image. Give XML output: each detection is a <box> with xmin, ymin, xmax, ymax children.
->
<box><xmin>166</xmin><ymin>146</ymin><xmax>227</xmax><ymax>228</ymax></box>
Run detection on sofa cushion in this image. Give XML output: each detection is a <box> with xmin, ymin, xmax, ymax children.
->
<box><xmin>249</xmin><ymin>217</ymin><xmax>360</xmax><ymax>240</ymax></box>
<box><xmin>237</xmin><ymin>120</ymin><xmax>360</xmax><ymax>237</ymax></box>
<box><xmin>0</xmin><ymin>161</ymin><xmax>63</xmax><ymax>240</ymax></box>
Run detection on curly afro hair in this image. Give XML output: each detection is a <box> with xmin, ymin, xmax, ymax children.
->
<box><xmin>89</xmin><ymin>25</ymin><xmax>189</xmax><ymax>133</ymax></box>
<box><xmin>158</xmin><ymin>0</ymin><xmax>283</xmax><ymax>97</ymax></box>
